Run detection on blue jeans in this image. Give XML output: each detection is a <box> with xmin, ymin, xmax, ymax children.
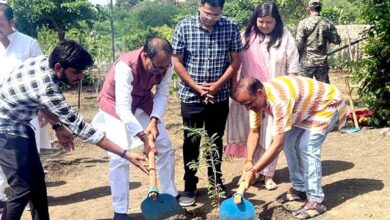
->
<box><xmin>283</xmin><ymin>111</ymin><xmax>339</xmax><ymax>203</ymax></box>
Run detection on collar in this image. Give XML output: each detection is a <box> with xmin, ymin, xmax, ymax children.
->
<box><xmin>6</xmin><ymin>30</ymin><xmax>17</xmax><ymax>42</ymax></box>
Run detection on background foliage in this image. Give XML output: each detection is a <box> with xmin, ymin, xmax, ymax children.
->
<box><xmin>8</xmin><ymin>0</ymin><xmax>387</xmax><ymax>126</ymax></box>
<box><xmin>353</xmin><ymin>0</ymin><xmax>390</xmax><ymax>126</ymax></box>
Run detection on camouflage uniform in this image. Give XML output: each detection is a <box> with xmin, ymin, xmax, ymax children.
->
<box><xmin>296</xmin><ymin>15</ymin><xmax>341</xmax><ymax>83</ymax></box>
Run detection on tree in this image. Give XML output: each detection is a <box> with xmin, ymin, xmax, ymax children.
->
<box><xmin>115</xmin><ymin>0</ymin><xmax>142</xmax><ymax>8</ymax></box>
<box><xmin>353</xmin><ymin>0</ymin><xmax>390</xmax><ymax>126</ymax></box>
<box><xmin>9</xmin><ymin>0</ymin><xmax>98</xmax><ymax>41</ymax></box>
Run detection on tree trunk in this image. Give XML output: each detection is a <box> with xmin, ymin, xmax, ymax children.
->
<box><xmin>58</xmin><ymin>30</ymin><xmax>65</xmax><ymax>41</ymax></box>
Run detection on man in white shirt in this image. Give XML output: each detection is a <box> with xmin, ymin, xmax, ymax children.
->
<box><xmin>0</xmin><ymin>3</ymin><xmax>51</xmax><ymax>213</ymax></box>
<box><xmin>93</xmin><ymin>37</ymin><xmax>183</xmax><ymax>220</ymax></box>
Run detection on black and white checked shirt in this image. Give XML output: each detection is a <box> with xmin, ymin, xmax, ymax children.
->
<box><xmin>0</xmin><ymin>55</ymin><xmax>104</xmax><ymax>144</ymax></box>
<box><xmin>172</xmin><ymin>14</ymin><xmax>242</xmax><ymax>103</ymax></box>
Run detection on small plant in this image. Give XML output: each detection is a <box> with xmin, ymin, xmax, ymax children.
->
<box><xmin>181</xmin><ymin>126</ymin><xmax>224</xmax><ymax>209</ymax></box>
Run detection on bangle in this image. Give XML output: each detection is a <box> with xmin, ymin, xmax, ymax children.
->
<box><xmin>119</xmin><ymin>149</ymin><xmax>127</xmax><ymax>158</ymax></box>
<box><xmin>245</xmin><ymin>159</ymin><xmax>253</xmax><ymax>163</ymax></box>
<box><xmin>52</xmin><ymin>122</ymin><xmax>62</xmax><ymax>130</ymax></box>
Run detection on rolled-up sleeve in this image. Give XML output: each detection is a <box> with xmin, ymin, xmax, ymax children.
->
<box><xmin>39</xmin><ymin>80</ymin><xmax>104</xmax><ymax>144</ymax></box>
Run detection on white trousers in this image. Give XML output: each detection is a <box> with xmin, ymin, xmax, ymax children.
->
<box><xmin>0</xmin><ymin>116</ymin><xmax>51</xmax><ymax>201</ymax></box>
<box><xmin>92</xmin><ymin>109</ymin><xmax>178</xmax><ymax>214</ymax></box>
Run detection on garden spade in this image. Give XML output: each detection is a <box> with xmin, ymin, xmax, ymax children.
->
<box><xmin>141</xmin><ymin>151</ymin><xmax>183</xmax><ymax>220</ymax></box>
<box><xmin>219</xmin><ymin>178</ymin><xmax>256</xmax><ymax>220</ymax></box>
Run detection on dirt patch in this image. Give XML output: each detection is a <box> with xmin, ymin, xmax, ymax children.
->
<box><xmin>7</xmin><ymin>72</ymin><xmax>388</xmax><ymax>220</ymax></box>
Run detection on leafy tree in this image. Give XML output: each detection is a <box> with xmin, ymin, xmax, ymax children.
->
<box><xmin>321</xmin><ymin>0</ymin><xmax>365</xmax><ymax>24</ymax></box>
<box><xmin>115</xmin><ymin>0</ymin><xmax>142</xmax><ymax>8</ymax></box>
<box><xmin>353</xmin><ymin>0</ymin><xmax>390</xmax><ymax>126</ymax></box>
<box><xmin>9</xmin><ymin>0</ymin><xmax>98</xmax><ymax>41</ymax></box>
<box><xmin>224</xmin><ymin>0</ymin><xmax>261</xmax><ymax>28</ymax></box>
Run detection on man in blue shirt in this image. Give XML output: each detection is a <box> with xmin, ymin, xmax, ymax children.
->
<box><xmin>172</xmin><ymin>0</ymin><xmax>241</xmax><ymax>206</ymax></box>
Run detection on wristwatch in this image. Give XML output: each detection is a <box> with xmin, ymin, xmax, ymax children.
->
<box><xmin>52</xmin><ymin>122</ymin><xmax>62</xmax><ymax>130</ymax></box>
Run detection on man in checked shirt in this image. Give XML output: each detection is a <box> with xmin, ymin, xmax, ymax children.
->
<box><xmin>0</xmin><ymin>40</ymin><xmax>148</xmax><ymax>220</ymax></box>
<box><xmin>172</xmin><ymin>0</ymin><xmax>242</xmax><ymax>206</ymax></box>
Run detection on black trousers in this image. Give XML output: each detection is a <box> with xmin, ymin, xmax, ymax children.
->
<box><xmin>0</xmin><ymin>127</ymin><xmax>49</xmax><ymax>220</ymax></box>
<box><xmin>181</xmin><ymin>100</ymin><xmax>229</xmax><ymax>192</ymax></box>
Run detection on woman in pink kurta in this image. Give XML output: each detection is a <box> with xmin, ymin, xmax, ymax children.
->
<box><xmin>226</xmin><ymin>2</ymin><xmax>300</xmax><ymax>190</ymax></box>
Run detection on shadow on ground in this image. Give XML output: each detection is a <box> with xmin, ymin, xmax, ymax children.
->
<box><xmin>48</xmin><ymin>182</ymin><xmax>141</xmax><ymax>206</ymax></box>
<box><xmin>257</xmin><ymin>178</ymin><xmax>383</xmax><ymax>220</ymax></box>
<box><xmin>274</xmin><ymin>160</ymin><xmax>355</xmax><ymax>184</ymax></box>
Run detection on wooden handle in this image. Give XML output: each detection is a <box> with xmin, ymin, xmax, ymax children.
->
<box><xmin>233</xmin><ymin>178</ymin><xmax>248</xmax><ymax>204</ymax></box>
<box><xmin>147</xmin><ymin>151</ymin><xmax>158</xmax><ymax>199</ymax></box>
<box><xmin>345</xmin><ymin>78</ymin><xmax>359</xmax><ymax>129</ymax></box>
<box><xmin>148</xmin><ymin>151</ymin><xmax>157</xmax><ymax>188</ymax></box>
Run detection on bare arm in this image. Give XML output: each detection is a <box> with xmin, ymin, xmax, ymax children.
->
<box><xmin>252</xmin><ymin>133</ymin><xmax>285</xmax><ymax>172</ymax></box>
<box><xmin>172</xmin><ymin>54</ymin><xmax>212</xmax><ymax>99</ymax></box>
<box><xmin>246</xmin><ymin>127</ymin><xmax>260</xmax><ymax>162</ymax></box>
<box><xmin>96</xmin><ymin>136</ymin><xmax>148</xmax><ymax>174</ymax></box>
<box><xmin>243</xmin><ymin>133</ymin><xmax>285</xmax><ymax>188</ymax></box>
<box><xmin>203</xmin><ymin>52</ymin><xmax>242</xmax><ymax>95</ymax></box>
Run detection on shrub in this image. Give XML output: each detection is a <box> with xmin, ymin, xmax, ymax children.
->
<box><xmin>353</xmin><ymin>0</ymin><xmax>390</xmax><ymax>126</ymax></box>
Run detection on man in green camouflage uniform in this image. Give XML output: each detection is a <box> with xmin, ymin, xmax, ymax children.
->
<box><xmin>296</xmin><ymin>0</ymin><xmax>341</xmax><ymax>83</ymax></box>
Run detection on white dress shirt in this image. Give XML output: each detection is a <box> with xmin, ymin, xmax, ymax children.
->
<box><xmin>114</xmin><ymin>60</ymin><xmax>173</xmax><ymax>137</ymax></box>
<box><xmin>0</xmin><ymin>31</ymin><xmax>42</xmax><ymax>80</ymax></box>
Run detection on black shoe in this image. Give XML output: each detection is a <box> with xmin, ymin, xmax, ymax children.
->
<box><xmin>0</xmin><ymin>200</ymin><xmax>5</xmax><ymax>214</ymax></box>
<box><xmin>177</xmin><ymin>191</ymin><xmax>196</xmax><ymax>207</ymax></box>
<box><xmin>113</xmin><ymin>212</ymin><xmax>128</xmax><ymax>220</ymax></box>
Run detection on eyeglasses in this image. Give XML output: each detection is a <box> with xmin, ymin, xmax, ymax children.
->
<box><xmin>199</xmin><ymin>8</ymin><xmax>222</xmax><ymax>20</ymax></box>
<box><xmin>150</xmin><ymin>60</ymin><xmax>172</xmax><ymax>73</ymax></box>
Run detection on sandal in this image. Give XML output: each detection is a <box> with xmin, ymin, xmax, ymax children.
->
<box><xmin>276</xmin><ymin>187</ymin><xmax>307</xmax><ymax>203</ymax></box>
<box><xmin>265</xmin><ymin>177</ymin><xmax>278</xmax><ymax>190</ymax></box>
<box><xmin>292</xmin><ymin>200</ymin><xmax>327</xmax><ymax>219</ymax></box>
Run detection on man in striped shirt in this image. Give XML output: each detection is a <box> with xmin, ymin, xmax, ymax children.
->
<box><xmin>234</xmin><ymin>76</ymin><xmax>346</xmax><ymax>219</ymax></box>
<box><xmin>0</xmin><ymin>40</ymin><xmax>148</xmax><ymax>220</ymax></box>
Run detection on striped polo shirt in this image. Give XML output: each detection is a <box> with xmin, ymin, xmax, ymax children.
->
<box><xmin>249</xmin><ymin>76</ymin><xmax>347</xmax><ymax>135</ymax></box>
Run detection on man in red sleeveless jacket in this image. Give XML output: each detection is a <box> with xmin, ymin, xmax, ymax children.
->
<box><xmin>93</xmin><ymin>38</ymin><xmax>181</xmax><ymax>220</ymax></box>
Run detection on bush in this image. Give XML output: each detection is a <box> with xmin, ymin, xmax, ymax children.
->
<box><xmin>353</xmin><ymin>0</ymin><xmax>390</xmax><ymax>126</ymax></box>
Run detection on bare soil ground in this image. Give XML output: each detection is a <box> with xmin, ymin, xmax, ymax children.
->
<box><xmin>8</xmin><ymin>73</ymin><xmax>390</xmax><ymax>220</ymax></box>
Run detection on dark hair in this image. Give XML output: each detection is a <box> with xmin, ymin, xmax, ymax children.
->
<box><xmin>143</xmin><ymin>37</ymin><xmax>173</xmax><ymax>59</ymax></box>
<box><xmin>243</xmin><ymin>2</ymin><xmax>284</xmax><ymax>51</ymax></box>
<box><xmin>0</xmin><ymin>3</ymin><xmax>14</xmax><ymax>21</ymax></box>
<box><xmin>49</xmin><ymin>40</ymin><xmax>94</xmax><ymax>71</ymax></box>
<box><xmin>234</xmin><ymin>77</ymin><xmax>264</xmax><ymax>97</ymax></box>
<box><xmin>200</xmin><ymin>0</ymin><xmax>225</xmax><ymax>8</ymax></box>
<box><xmin>310</xmin><ymin>5</ymin><xmax>321</xmax><ymax>12</ymax></box>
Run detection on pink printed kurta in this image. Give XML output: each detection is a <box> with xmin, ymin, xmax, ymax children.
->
<box><xmin>225</xmin><ymin>28</ymin><xmax>300</xmax><ymax>177</ymax></box>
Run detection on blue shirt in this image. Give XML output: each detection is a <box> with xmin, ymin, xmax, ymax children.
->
<box><xmin>172</xmin><ymin>14</ymin><xmax>242</xmax><ymax>103</ymax></box>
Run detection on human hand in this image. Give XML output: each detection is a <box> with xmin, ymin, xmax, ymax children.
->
<box><xmin>142</xmin><ymin>133</ymin><xmax>158</xmax><ymax>156</ymax></box>
<box><xmin>203</xmin><ymin>82</ymin><xmax>220</xmax><ymax>96</ymax></box>
<box><xmin>196</xmin><ymin>84</ymin><xmax>214</xmax><ymax>99</ymax></box>
<box><xmin>238</xmin><ymin>160</ymin><xmax>253</xmax><ymax>185</ymax></box>
<box><xmin>124</xmin><ymin>151</ymin><xmax>149</xmax><ymax>174</ymax></box>
<box><xmin>145</xmin><ymin>120</ymin><xmax>159</xmax><ymax>141</ymax></box>
<box><xmin>243</xmin><ymin>169</ymin><xmax>256</xmax><ymax>189</ymax></box>
<box><xmin>55</xmin><ymin>126</ymin><xmax>75</xmax><ymax>151</ymax></box>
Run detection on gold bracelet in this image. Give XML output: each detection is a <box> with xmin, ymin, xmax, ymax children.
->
<box><xmin>245</xmin><ymin>159</ymin><xmax>253</xmax><ymax>163</ymax></box>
